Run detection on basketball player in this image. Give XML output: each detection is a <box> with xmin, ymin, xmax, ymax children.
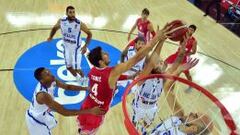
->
<box><xmin>121</xmin><ymin>37</ymin><xmax>146</xmax><ymax>76</ymax></box>
<box><xmin>47</xmin><ymin>6</ymin><xmax>92</xmax><ymax>80</ymax></box>
<box><xmin>123</xmin><ymin>8</ymin><xmax>156</xmax><ymax>63</ymax></box>
<box><xmin>76</xmin><ymin>23</ymin><xmax>180</xmax><ymax>135</ymax></box>
<box><xmin>165</xmin><ymin>24</ymin><xmax>197</xmax><ymax>91</ymax></box>
<box><xmin>149</xmin><ymin>61</ymin><xmax>213</xmax><ymax>135</ymax></box>
<box><xmin>127</xmin><ymin>8</ymin><xmax>156</xmax><ymax>42</ymax></box>
<box><xmin>25</xmin><ymin>67</ymin><xmax>105</xmax><ymax>135</ymax></box>
<box><xmin>131</xmin><ymin>34</ymin><xmax>189</xmax><ymax>130</ymax></box>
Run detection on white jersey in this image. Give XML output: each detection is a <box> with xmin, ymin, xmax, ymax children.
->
<box><xmin>26</xmin><ymin>81</ymin><xmax>57</xmax><ymax>135</ymax></box>
<box><xmin>131</xmin><ymin>78</ymin><xmax>163</xmax><ymax>126</ymax></box>
<box><xmin>134</xmin><ymin>78</ymin><xmax>163</xmax><ymax>107</ymax></box>
<box><xmin>150</xmin><ymin>116</ymin><xmax>186</xmax><ymax>135</ymax></box>
<box><xmin>124</xmin><ymin>46</ymin><xmax>145</xmax><ymax>75</ymax></box>
<box><xmin>29</xmin><ymin>81</ymin><xmax>56</xmax><ymax>116</ymax></box>
<box><xmin>60</xmin><ymin>17</ymin><xmax>82</xmax><ymax>47</ymax></box>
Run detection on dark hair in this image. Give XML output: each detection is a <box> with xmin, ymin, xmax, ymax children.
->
<box><xmin>88</xmin><ymin>46</ymin><xmax>103</xmax><ymax>67</ymax></box>
<box><xmin>142</xmin><ymin>8</ymin><xmax>150</xmax><ymax>15</ymax></box>
<box><xmin>134</xmin><ymin>37</ymin><xmax>146</xmax><ymax>43</ymax></box>
<box><xmin>66</xmin><ymin>6</ymin><xmax>75</xmax><ymax>13</ymax></box>
<box><xmin>189</xmin><ymin>24</ymin><xmax>197</xmax><ymax>31</ymax></box>
<box><xmin>34</xmin><ymin>67</ymin><xmax>45</xmax><ymax>81</ymax></box>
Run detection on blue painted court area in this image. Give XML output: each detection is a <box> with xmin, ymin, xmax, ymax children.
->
<box><xmin>13</xmin><ymin>38</ymin><xmax>130</xmax><ymax>110</ymax></box>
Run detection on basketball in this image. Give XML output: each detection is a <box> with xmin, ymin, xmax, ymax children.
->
<box><xmin>168</xmin><ymin>20</ymin><xmax>188</xmax><ymax>41</ymax></box>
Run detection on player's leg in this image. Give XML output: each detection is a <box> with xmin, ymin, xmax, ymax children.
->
<box><xmin>77</xmin><ymin>114</ymin><xmax>104</xmax><ymax>135</ymax></box>
<box><xmin>63</xmin><ymin>45</ymin><xmax>81</xmax><ymax>80</ymax></box>
<box><xmin>74</xmin><ymin>46</ymin><xmax>84</xmax><ymax>77</ymax></box>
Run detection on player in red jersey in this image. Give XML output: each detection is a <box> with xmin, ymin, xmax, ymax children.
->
<box><xmin>165</xmin><ymin>24</ymin><xmax>197</xmax><ymax>91</ymax></box>
<box><xmin>76</xmin><ymin>24</ymin><xmax>180</xmax><ymax>135</ymax></box>
<box><xmin>127</xmin><ymin>8</ymin><xmax>156</xmax><ymax>43</ymax></box>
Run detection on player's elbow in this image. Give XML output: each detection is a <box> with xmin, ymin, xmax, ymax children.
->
<box><xmin>87</xmin><ymin>31</ymin><xmax>92</xmax><ymax>37</ymax></box>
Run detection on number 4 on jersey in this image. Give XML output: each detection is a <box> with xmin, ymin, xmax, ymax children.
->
<box><xmin>91</xmin><ymin>83</ymin><xmax>98</xmax><ymax>96</ymax></box>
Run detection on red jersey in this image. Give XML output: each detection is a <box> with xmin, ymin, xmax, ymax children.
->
<box><xmin>177</xmin><ymin>36</ymin><xmax>196</xmax><ymax>54</ymax></box>
<box><xmin>82</xmin><ymin>67</ymin><xmax>115</xmax><ymax>111</ymax></box>
<box><xmin>77</xmin><ymin>67</ymin><xmax>128</xmax><ymax>132</ymax></box>
<box><xmin>136</xmin><ymin>18</ymin><xmax>152</xmax><ymax>42</ymax></box>
<box><xmin>165</xmin><ymin>36</ymin><xmax>196</xmax><ymax>64</ymax></box>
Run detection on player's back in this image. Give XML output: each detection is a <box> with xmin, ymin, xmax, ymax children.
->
<box><xmin>82</xmin><ymin>67</ymin><xmax>115</xmax><ymax>111</ymax></box>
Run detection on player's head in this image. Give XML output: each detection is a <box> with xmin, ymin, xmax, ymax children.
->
<box><xmin>135</xmin><ymin>37</ymin><xmax>146</xmax><ymax>51</ymax></box>
<box><xmin>34</xmin><ymin>67</ymin><xmax>55</xmax><ymax>84</ymax></box>
<box><xmin>141</xmin><ymin>8</ymin><xmax>150</xmax><ymax>20</ymax></box>
<box><xmin>88</xmin><ymin>46</ymin><xmax>110</xmax><ymax>68</ymax></box>
<box><xmin>184</xmin><ymin>112</ymin><xmax>213</xmax><ymax>134</ymax></box>
<box><xmin>188</xmin><ymin>24</ymin><xmax>197</xmax><ymax>36</ymax></box>
<box><xmin>151</xmin><ymin>57</ymin><xmax>165</xmax><ymax>74</ymax></box>
<box><xmin>66</xmin><ymin>6</ymin><xmax>76</xmax><ymax>21</ymax></box>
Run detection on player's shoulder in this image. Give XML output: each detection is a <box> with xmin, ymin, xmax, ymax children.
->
<box><xmin>35</xmin><ymin>83</ymin><xmax>47</xmax><ymax>92</ymax></box>
<box><xmin>136</xmin><ymin>17</ymin><xmax>142</xmax><ymax>23</ymax></box>
<box><xmin>61</xmin><ymin>17</ymin><xmax>68</xmax><ymax>22</ymax></box>
<box><xmin>75</xmin><ymin>18</ymin><xmax>81</xmax><ymax>24</ymax></box>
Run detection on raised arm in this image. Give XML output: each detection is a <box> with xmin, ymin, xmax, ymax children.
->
<box><xmin>147</xmin><ymin>22</ymin><xmax>156</xmax><ymax>37</ymax></box>
<box><xmin>138</xmin><ymin>39</ymin><xmax>165</xmax><ymax>78</ymax></box>
<box><xmin>109</xmin><ymin>24</ymin><xmax>175</xmax><ymax>89</ymax></box>
<box><xmin>127</xmin><ymin>20</ymin><xmax>137</xmax><ymax>41</ymax></box>
<box><xmin>47</xmin><ymin>19</ymin><xmax>61</xmax><ymax>41</ymax></box>
<box><xmin>36</xmin><ymin>92</ymin><xmax>105</xmax><ymax>116</ymax></box>
<box><xmin>163</xmin><ymin>58</ymin><xmax>199</xmax><ymax>117</ymax></box>
<box><xmin>80</xmin><ymin>22</ymin><xmax>92</xmax><ymax>54</ymax></box>
<box><xmin>56</xmin><ymin>79</ymin><xmax>88</xmax><ymax>91</ymax></box>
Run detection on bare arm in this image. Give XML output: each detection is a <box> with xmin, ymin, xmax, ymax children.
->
<box><xmin>138</xmin><ymin>39</ymin><xmax>165</xmax><ymax>78</ymax></box>
<box><xmin>81</xmin><ymin>22</ymin><xmax>92</xmax><ymax>47</ymax></box>
<box><xmin>36</xmin><ymin>92</ymin><xmax>105</xmax><ymax>116</ymax></box>
<box><xmin>163</xmin><ymin>58</ymin><xmax>199</xmax><ymax>117</ymax></box>
<box><xmin>188</xmin><ymin>40</ymin><xmax>197</xmax><ymax>55</ymax></box>
<box><xmin>47</xmin><ymin>19</ymin><xmax>61</xmax><ymax>41</ymax></box>
<box><xmin>127</xmin><ymin>20</ymin><xmax>137</xmax><ymax>41</ymax></box>
<box><xmin>109</xmin><ymin>30</ymin><xmax>166</xmax><ymax>89</ymax></box>
<box><xmin>148</xmin><ymin>22</ymin><xmax>156</xmax><ymax>37</ymax></box>
<box><xmin>109</xmin><ymin>24</ymin><xmax>184</xmax><ymax>88</ymax></box>
<box><xmin>56</xmin><ymin>80</ymin><xmax>88</xmax><ymax>91</ymax></box>
<box><xmin>80</xmin><ymin>22</ymin><xmax>92</xmax><ymax>54</ymax></box>
<box><xmin>120</xmin><ymin>45</ymin><xmax>130</xmax><ymax>63</ymax></box>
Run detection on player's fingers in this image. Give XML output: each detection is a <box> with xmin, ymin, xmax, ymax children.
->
<box><xmin>192</xmin><ymin>59</ymin><xmax>199</xmax><ymax>67</ymax></box>
<box><xmin>190</xmin><ymin>58</ymin><xmax>198</xmax><ymax>67</ymax></box>
<box><xmin>162</xmin><ymin>22</ymin><xmax>170</xmax><ymax>30</ymax></box>
<box><xmin>163</xmin><ymin>25</ymin><xmax>173</xmax><ymax>33</ymax></box>
<box><xmin>157</xmin><ymin>25</ymin><xmax>160</xmax><ymax>31</ymax></box>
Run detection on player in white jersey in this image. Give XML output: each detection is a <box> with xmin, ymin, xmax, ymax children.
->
<box><xmin>47</xmin><ymin>6</ymin><xmax>92</xmax><ymax>80</ymax></box>
<box><xmin>131</xmin><ymin>31</ymin><xmax>184</xmax><ymax>127</ymax></box>
<box><xmin>25</xmin><ymin>67</ymin><xmax>105</xmax><ymax>135</ymax></box>
<box><xmin>148</xmin><ymin>59</ymin><xmax>213</xmax><ymax>135</ymax></box>
<box><xmin>122</xmin><ymin>37</ymin><xmax>146</xmax><ymax>76</ymax></box>
<box><xmin>131</xmin><ymin>34</ymin><xmax>198</xmax><ymax>133</ymax></box>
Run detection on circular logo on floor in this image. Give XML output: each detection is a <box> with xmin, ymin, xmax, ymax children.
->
<box><xmin>13</xmin><ymin>38</ymin><xmax>129</xmax><ymax>110</ymax></box>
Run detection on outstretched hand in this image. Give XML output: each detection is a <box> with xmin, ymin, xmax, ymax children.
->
<box><xmin>157</xmin><ymin>23</ymin><xmax>187</xmax><ymax>40</ymax></box>
<box><xmin>178</xmin><ymin>58</ymin><xmax>199</xmax><ymax>72</ymax></box>
<box><xmin>89</xmin><ymin>106</ymin><xmax>106</xmax><ymax>115</ymax></box>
